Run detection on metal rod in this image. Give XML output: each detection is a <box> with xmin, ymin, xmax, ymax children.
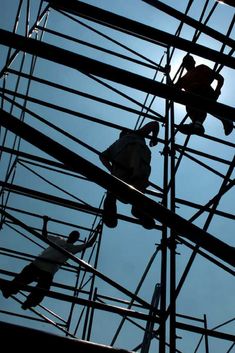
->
<box><xmin>45</xmin><ymin>0</ymin><xmax>235</xmax><ymax>68</ymax></box>
<box><xmin>142</xmin><ymin>0</ymin><xmax>235</xmax><ymax>49</ymax></box>
<box><xmin>0</xmin><ymin>29</ymin><xmax>234</xmax><ymax>122</ymax></box>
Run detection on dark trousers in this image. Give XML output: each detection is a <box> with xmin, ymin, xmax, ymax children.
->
<box><xmin>186</xmin><ymin>85</ymin><xmax>216</xmax><ymax>124</ymax></box>
<box><xmin>8</xmin><ymin>263</ymin><xmax>53</xmax><ymax>306</ymax></box>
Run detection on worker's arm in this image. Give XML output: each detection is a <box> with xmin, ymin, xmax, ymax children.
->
<box><xmin>99</xmin><ymin>153</ymin><xmax>112</xmax><ymax>172</ymax></box>
<box><xmin>174</xmin><ymin>77</ymin><xmax>184</xmax><ymax>89</ymax></box>
<box><xmin>73</xmin><ymin>228</ymin><xmax>99</xmax><ymax>252</ymax></box>
<box><xmin>137</xmin><ymin>121</ymin><xmax>160</xmax><ymax>147</ymax></box>
<box><xmin>84</xmin><ymin>229</ymin><xmax>99</xmax><ymax>248</ymax></box>
<box><xmin>213</xmin><ymin>72</ymin><xmax>224</xmax><ymax>98</ymax></box>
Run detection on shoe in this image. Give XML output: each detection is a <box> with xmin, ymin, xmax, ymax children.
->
<box><xmin>131</xmin><ymin>206</ymin><xmax>144</xmax><ymax>219</ymax></box>
<box><xmin>222</xmin><ymin>120</ymin><xmax>233</xmax><ymax>136</ymax></box>
<box><xmin>21</xmin><ymin>301</ymin><xmax>31</xmax><ymax>310</ymax></box>
<box><xmin>21</xmin><ymin>300</ymin><xmax>37</xmax><ymax>310</ymax></box>
<box><xmin>1</xmin><ymin>287</ymin><xmax>11</xmax><ymax>299</ymax></box>
<box><xmin>131</xmin><ymin>206</ymin><xmax>155</xmax><ymax>230</ymax></box>
<box><xmin>139</xmin><ymin>216</ymin><xmax>155</xmax><ymax>230</ymax></box>
<box><xmin>178</xmin><ymin>123</ymin><xmax>205</xmax><ymax>136</ymax></box>
<box><xmin>103</xmin><ymin>196</ymin><xmax>118</xmax><ymax>228</ymax></box>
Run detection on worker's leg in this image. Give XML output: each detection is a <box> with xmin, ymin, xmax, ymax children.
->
<box><xmin>178</xmin><ymin>85</ymin><xmax>211</xmax><ymax>135</ymax></box>
<box><xmin>1</xmin><ymin>263</ymin><xmax>36</xmax><ymax>298</ymax></box>
<box><xmin>21</xmin><ymin>271</ymin><xmax>53</xmax><ymax>310</ymax></box>
<box><xmin>178</xmin><ymin>106</ymin><xmax>206</xmax><ymax>135</ymax></box>
<box><xmin>217</xmin><ymin>116</ymin><xmax>233</xmax><ymax>136</ymax></box>
<box><xmin>103</xmin><ymin>192</ymin><xmax>118</xmax><ymax>228</ymax></box>
<box><xmin>210</xmin><ymin>90</ymin><xmax>233</xmax><ymax>136</ymax></box>
<box><xmin>131</xmin><ymin>180</ymin><xmax>155</xmax><ymax>230</ymax></box>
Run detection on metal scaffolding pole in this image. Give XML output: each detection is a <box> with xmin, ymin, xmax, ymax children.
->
<box><xmin>0</xmin><ymin>29</ymin><xmax>234</xmax><ymax>122</ymax></box>
<box><xmin>45</xmin><ymin>0</ymin><xmax>235</xmax><ymax>68</ymax></box>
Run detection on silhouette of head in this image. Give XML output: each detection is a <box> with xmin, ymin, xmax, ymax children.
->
<box><xmin>67</xmin><ymin>230</ymin><xmax>80</xmax><ymax>244</ymax></box>
<box><xmin>119</xmin><ymin>128</ymin><xmax>130</xmax><ymax>138</ymax></box>
<box><xmin>182</xmin><ymin>55</ymin><xmax>195</xmax><ymax>70</ymax></box>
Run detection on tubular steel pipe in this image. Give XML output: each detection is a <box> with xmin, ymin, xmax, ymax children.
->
<box><xmin>142</xmin><ymin>0</ymin><xmax>235</xmax><ymax>49</ymax></box>
<box><xmin>0</xmin><ymin>29</ymin><xmax>234</xmax><ymax>123</ymax></box>
<box><xmin>0</xmin><ymin>181</ymin><xmax>162</xmax><ymax>229</ymax></box>
<box><xmin>45</xmin><ymin>0</ymin><xmax>235</xmax><ymax>68</ymax></box>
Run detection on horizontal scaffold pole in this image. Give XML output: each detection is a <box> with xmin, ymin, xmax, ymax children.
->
<box><xmin>0</xmin><ymin>181</ymin><xmax>162</xmax><ymax>229</ymax></box>
<box><xmin>142</xmin><ymin>0</ymin><xmax>235</xmax><ymax>50</ymax></box>
<box><xmin>0</xmin><ymin>279</ymin><xmax>158</xmax><ymax>323</ymax></box>
<box><xmin>45</xmin><ymin>0</ymin><xmax>235</xmax><ymax>68</ymax></box>
<box><xmin>0</xmin><ymin>29</ymin><xmax>234</xmax><ymax>123</ymax></box>
<box><xmin>1</xmin><ymin>108</ymin><xmax>235</xmax><ymax>268</ymax></box>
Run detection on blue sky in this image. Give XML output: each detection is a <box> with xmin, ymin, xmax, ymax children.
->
<box><xmin>0</xmin><ymin>1</ymin><xmax>235</xmax><ymax>352</ymax></box>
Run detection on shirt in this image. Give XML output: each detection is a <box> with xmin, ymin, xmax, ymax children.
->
<box><xmin>102</xmin><ymin>132</ymin><xmax>151</xmax><ymax>181</ymax></box>
<box><xmin>177</xmin><ymin>64</ymin><xmax>215</xmax><ymax>91</ymax></box>
<box><xmin>33</xmin><ymin>235</ymin><xmax>85</xmax><ymax>274</ymax></box>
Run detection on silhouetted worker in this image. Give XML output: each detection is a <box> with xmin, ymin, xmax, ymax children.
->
<box><xmin>1</xmin><ymin>216</ymin><xmax>98</xmax><ymax>310</ymax></box>
<box><xmin>175</xmin><ymin>54</ymin><xmax>233</xmax><ymax>136</ymax></box>
<box><xmin>99</xmin><ymin>121</ymin><xmax>159</xmax><ymax>229</ymax></box>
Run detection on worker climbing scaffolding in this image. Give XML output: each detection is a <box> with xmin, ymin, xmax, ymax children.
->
<box><xmin>175</xmin><ymin>54</ymin><xmax>233</xmax><ymax>136</ymax></box>
<box><xmin>1</xmin><ymin>216</ymin><xmax>99</xmax><ymax>310</ymax></box>
<box><xmin>99</xmin><ymin>121</ymin><xmax>159</xmax><ymax>229</ymax></box>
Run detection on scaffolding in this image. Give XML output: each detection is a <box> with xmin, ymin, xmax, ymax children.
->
<box><xmin>0</xmin><ymin>1</ymin><xmax>234</xmax><ymax>352</ymax></box>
